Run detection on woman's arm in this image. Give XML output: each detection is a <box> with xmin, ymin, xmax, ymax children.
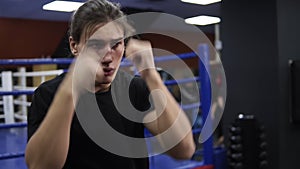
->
<box><xmin>142</xmin><ymin>69</ymin><xmax>195</xmax><ymax>159</ymax></box>
<box><xmin>126</xmin><ymin>39</ymin><xmax>195</xmax><ymax>159</ymax></box>
<box><xmin>25</xmin><ymin>73</ymin><xmax>75</xmax><ymax>169</ymax></box>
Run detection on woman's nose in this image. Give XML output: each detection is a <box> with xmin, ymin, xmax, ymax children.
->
<box><xmin>101</xmin><ymin>53</ymin><xmax>113</xmax><ymax>64</ymax></box>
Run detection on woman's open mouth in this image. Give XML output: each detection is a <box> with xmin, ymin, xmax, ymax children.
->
<box><xmin>103</xmin><ymin>67</ymin><xmax>115</xmax><ymax>76</ymax></box>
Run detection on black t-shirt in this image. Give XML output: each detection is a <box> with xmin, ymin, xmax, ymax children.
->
<box><xmin>28</xmin><ymin>70</ymin><xmax>152</xmax><ymax>169</ymax></box>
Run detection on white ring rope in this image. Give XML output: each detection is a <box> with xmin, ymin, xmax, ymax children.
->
<box><xmin>14</xmin><ymin>86</ymin><xmax>37</xmax><ymax>91</ymax></box>
<box><xmin>0</xmin><ymin>67</ymin><xmax>64</xmax><ymax>123</ymax></box>
<box><xmin>12</xmin><ymin>69</ymin><xmax>64</xmax><ymax>77</ymax></box>
<box><xmin>13</xmin><ymin>100</ymin><xmax>31</xmax><ymax>107</ymax></box>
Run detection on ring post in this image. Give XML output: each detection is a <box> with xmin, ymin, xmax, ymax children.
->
<box><xmin>199</xmin><ymin>44</ymin><xmax>214</xmax><ymax>165</ymax></box>
<box><xmin>2</xmin><ymin>71</ymin><xmax>15</xmax><ymax>124</ymax></box>
<box><xmin>18</xmin><ymin>67</ymin><xmax>27</xmax><ymax>122</ymax></box>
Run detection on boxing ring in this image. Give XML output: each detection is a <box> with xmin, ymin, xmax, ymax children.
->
<box><xmin>0</xmin><ymin>44</ymin><xmax>226</xmax><ymax>169</ymax></box>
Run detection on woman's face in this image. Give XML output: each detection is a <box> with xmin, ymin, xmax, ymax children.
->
<box><xmin>70</xmin><ymin>22</ymin><xmax>125</xmax><ymax>91</ymax></box>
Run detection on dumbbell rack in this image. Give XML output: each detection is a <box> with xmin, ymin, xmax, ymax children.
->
<box><xmin>227</xmin><ymin>113</ymin><xmax>268</xmax><ymax>169</ymax></box>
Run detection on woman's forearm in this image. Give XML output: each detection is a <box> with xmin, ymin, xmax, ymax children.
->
<box><xmin>142</xmin><ymin>69</ymin><xmax>195</xmax><ymax>159</ymax></box>
<box><xmin>25</xmin><ymin>86</ymin><xmax>75</xmax><ymax>169</ymax></box>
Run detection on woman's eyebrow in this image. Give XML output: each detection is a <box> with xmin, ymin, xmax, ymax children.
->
<box><xmin>87</xmin><ymin>39</ymin><xmax>105</xmax><ymax>44</ymax></box>
<box><xmin>87</xmin><ymin>37</ymin><xmax>123</xmax><ymax>44</ymax></box>
<box><xmin>111</xmin><ymin>37</ymin><xmax>124</xmax><ymax>43</ymax></box>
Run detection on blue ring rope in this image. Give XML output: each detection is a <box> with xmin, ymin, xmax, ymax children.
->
<box><xmin>181</xmin><ymin>102</ymin><xmax>201</xmax><ymax>110</ymax></box>
<box><xmin>0</xmin><ymin>122</ymin><xmax>27</xmax><ymax>129</ymax></box>
<box><xmin>0</xmin><ymin>58</ymin><xmax>73</xmax><ymax>65</ymax></box>
<box><xmin>0</xmin><ymin>78</ymin><xmax>199</xmax><ymax>96</ymax></box>
<box><xmin>0</xmin><ymin>152</ymin><xmax>25</xmax><ymax>160</ymax></box>
<box><xmin>164</xmin><ymin>77</ymin><xmax>200</xmax><ymax>86</ymax></box>
<box><xmin>0</xmin><ymin>52</ymin><xmax>197</xmax><ymax>65</ymax></box>
<box><xmin>0</xmin><ymin>90</ymin><xmax>34</xmax><ymax>96</ymax></box>
<box><xmin>0</xmin><ymin>101</ymin><xmax>200</xmax><ymax>129</ymax></box>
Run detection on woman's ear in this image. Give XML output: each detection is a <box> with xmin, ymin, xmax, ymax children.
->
<box><xmin>69</xmin><ymin>36</ymin><xmax>79</xmax><ymax>56</ymax></box>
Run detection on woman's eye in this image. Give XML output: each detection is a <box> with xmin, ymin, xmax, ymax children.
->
<box><xmin>86</xmin><ymin>39</ymin><xmax>123</xmax><ymax>51</ymax></box>
<box><xmin>87</xmin><ymin>40</ymin><xmax>105</xmax><ymax>50</ymax></box>
<box><xmin>90</xmin><ymin>43</ymin><xmax>104</xmax><ymax>50</ymax></box>
<box><xmin>111</xmin><ymin>41</ymin><xmax>122</xmax><ymax>49</ymax></box>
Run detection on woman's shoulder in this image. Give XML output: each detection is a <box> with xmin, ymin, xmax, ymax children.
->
<box><xmin>35</xmin><ymin>73</ymin><xmax>66</xmax><ymax>95</ymax></box>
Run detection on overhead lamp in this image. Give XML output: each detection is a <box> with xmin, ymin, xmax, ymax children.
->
<box><xmin>185</xmin><ymin>15</ymin><xmax>221</xmax><ymax>26</ymax></box>
<box><xmin>43</xmin><ymin>1</ymin><xmax>84</xmax><ymax>12</ymax></box>
<box><xmin>181</xmin><ymin>0</ymin><xmax>221</xmax><ymax>5</ymax></box>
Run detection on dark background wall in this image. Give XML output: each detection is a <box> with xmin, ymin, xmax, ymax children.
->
<box><xmin>0</xmin><ymin>17</ymin><xmax>214</xmax><ymax>71</ymax></box>
<box><xmin>277</xmin><ymin>0</ymin><xmax>300</xmax><ymax>168</ymax></box>
<box><xmin>221</xmin><ymin>0</ymin><xmax>300</xmax><ymax>169</ymax></box>
<box><xmin>0</xmin><ymin>18</ymin><xmax>68</xmax><ymax>59</ymax></box>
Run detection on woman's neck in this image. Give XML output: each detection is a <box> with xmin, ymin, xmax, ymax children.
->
<box><xmin>94</xmin><ymin>83</ymin><xmax>111</xmax><ymax>93</ymax></box>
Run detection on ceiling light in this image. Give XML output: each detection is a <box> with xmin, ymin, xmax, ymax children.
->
<box><xmin>43</xmin><ymin>1</ymin><xmax>84</xmax><ymax>12</ymax></box>
<box><xmin>185</xmin><ymin>15</ymin><xmax>221</xmax><ymax>26</ymax></box>
<box><xmin>181</xmin><ymin>0</ymin><xmax>221</xmax><ymax>5</ymax></box>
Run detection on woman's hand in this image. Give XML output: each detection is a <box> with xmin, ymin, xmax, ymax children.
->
<box><xmin>60</xmin><ymin>45</ymin><xmax>105</xmax><ymax>102</ymax></box>
<box><xmin>125</xmin><ymin>38</ymin><xmax>155</xmax><ymax>78</ymax></box>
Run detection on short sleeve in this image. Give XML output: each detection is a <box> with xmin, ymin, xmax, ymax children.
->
<box><xmin>27</xmin><ymin>85</ymin><xmax>55</xmax><ymax>141</ymax></box>
<box><xmin>129</xmin><ymin>76</ymin><xmax>153</xmax><ymax>113</ymax></box>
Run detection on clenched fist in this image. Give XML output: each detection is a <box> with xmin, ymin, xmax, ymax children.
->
<box><xmin>125</xmin><ymin>38</ymin><xmax>156</xmax><ymax>77</ymax></box>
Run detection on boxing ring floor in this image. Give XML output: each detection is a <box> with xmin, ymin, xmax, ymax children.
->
<box><xmin>0</xmin><ymin>126</ymin><xmax>227</xmax><ymax>169</ymax></box>
<box><xmin>0</xmin><ymin>126</ymin><xmax>27</xmax><ymax>169</ymax></box>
